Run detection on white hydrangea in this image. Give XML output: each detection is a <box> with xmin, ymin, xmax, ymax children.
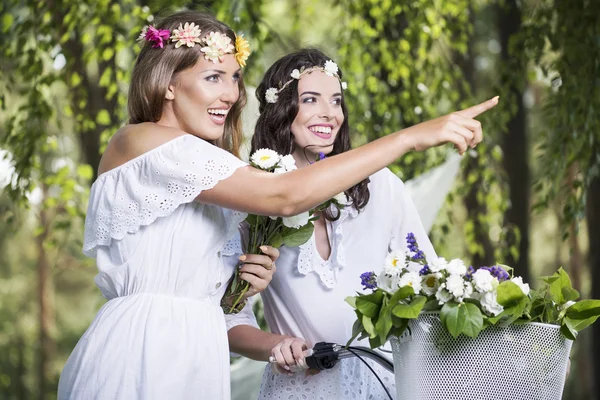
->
<box><xmin>274</xmin><ymin>154</ymin><xmax>297</xmax><ymax>174</ymax></box>
<box><xmin>478</xmin><ymin>291</ymin><xmax>504</xmax><ymax>316</ymax></box>
<box><xmin>445</xmin><ymin>274</ymin><xmax>467</xmax><ymax>301</ymax></box>
<box><xmin>511</xmin><ymin>276</ymin><xmax>530</xmax><ymax>296</ymax></box>
<box><xmin>472</xmin><ymin>269</ymin><xmax>498</xmax><ymax>293</ymax></box>
<box><xmin>429</xmin><ymin>257</ymin><xmax>448</xmax><ymax>273</ymax></box>
<box><xmin>377</xmin><ymin>273</ymin><xmax>398</xmax><ymax>293</ymax></box>
<box><xmin>435</xmin><ymin>286</ymin><xmax>453</xmax><ymax>305</ymax></box>
<box><xmin>341</xmin><ymin>81</ymin><xmax>348</xmax><ymax>90</ymax></box>
<box><xmin>282</xmin><ymin>211</ymin><xmax>310</xmax><ymax>229</ymax></box>
<box><xmin>290</xmin><ymin>69</ymin><xmax>301</xmax><ymax>79</ymax></box>
<box><xmin>333</xmin><ymin>192</ymin><xmax>348</xmax><ymax>207</ymax></box>
<box><xmin>421</xmin><ymin>273</ymin><xmax>441</xmax><ymax>296</ymax></box>
<box><xmin>383</xmin><ymin>249</ymin><xmax>406</xmax><ymax>277</ymax></box>
<box><xmin>446</xmin><ymin>258</ymin><xmax>467</xmax><ymax>276</ymax></box>
<box><xmin>265</xmin><ymin>87</ymin><xmax>279</xmax><ymax>103</ymax></box>
<box><xmin>250</xmin><ymin>148</ymin><xmax>281</xmax><ymax>170</ymax></box>
<box><xmin>398</xmin><ymin>271</ymin><xmax>422</xmax><ymax>294</ymax></box>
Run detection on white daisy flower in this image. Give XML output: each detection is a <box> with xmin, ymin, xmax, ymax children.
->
<box><xmin>511</xmin><ymin>276</ymin><xmax>530</xmax><ymax>296</ymax></box>
<box><xmin>323</xmin><ymin>60</ymin><xmax>338</xmax><ymax>76</ymax></box>
<box><xmin>290</xmin><ymin>69</ymin><xmax>301</xmax><ymax>79</ymax></box>
<box><xmin>398</xmin><ymin>271</ymin><xmax>422</xmax><ymax>294</ymax></box>
<box><xmin>421</xmin><ymin>273</ymin><xmax>441</xmax><ymax>296</ymax></box>
<box><xmin>383</xmin><ymin>249</ymin><xmax>406</xmax><ymax>277</ymax></box>
<box><xmin>265</xmin><ymin>87</ymin><xmax>279</xmax><ymax>104</ymax></box>
<box><xmin>282</xmin><ymin>211</ymin><xmax>310</xmax><ymax>229</ymax></box>
<box><xmin>250</xmin><ymin>148</ymin><xmax>281</xmax><ymax>170</ymax></box>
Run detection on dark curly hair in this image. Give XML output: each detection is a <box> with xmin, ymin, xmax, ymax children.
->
<box><xmin>252</xmin><ymin>48</ymin><xmax>370</xmax><ymax>220</ymax></box>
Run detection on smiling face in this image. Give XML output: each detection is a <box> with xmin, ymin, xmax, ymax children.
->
<box><xmin>290</xmin><ymin>71</ymin><xmax>344</xmax><ymax>166</ymax></box>
<box><xmin>161</xmin><ymin>53</ymin><xmax>241</xmax><ymax>141</ymax></box>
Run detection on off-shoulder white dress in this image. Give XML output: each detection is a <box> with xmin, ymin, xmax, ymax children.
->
<box><xmin>58</xmin><ymin>134</ymin><xmax>247</xmax><ymax>400</ymax></box>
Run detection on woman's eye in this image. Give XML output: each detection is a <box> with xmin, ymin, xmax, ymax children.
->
<box><xmin>332</xmin><ymin>98</ymin><xmax>342</xmax><ymax>105</ymax></box>
<box><xmin>206</xmin><ymin>75</ymin><xmax>220</xmax><ymax>82</ymax></box>
<box><xmin>302</xmin><ymin>96</ymin><xmax>317</xmax><ymax>104</ymax></box>
<box><xmin>233</xmin><ymin>72</ymin><xmax>241</xmax><ymax>82</ymax></box>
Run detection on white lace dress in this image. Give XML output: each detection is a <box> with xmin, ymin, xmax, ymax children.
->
<box><xmin>225</xmin><ymin>168</ymin><xmax>437</xmax><ymax>400</ymax></box>
<box><xmin>58</xmin><ymin>134</ymin><xmax>247</xmax><ymax>400</ymax></box>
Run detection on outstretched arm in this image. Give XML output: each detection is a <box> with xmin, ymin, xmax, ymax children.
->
<box><xmin>200</xmin><ymin>97</ymin><xmax>499</xmax><ymax>216</ymax></box>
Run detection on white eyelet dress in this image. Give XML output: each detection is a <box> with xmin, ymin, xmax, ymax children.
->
<box><xmin>58</xmin><ymin>134</ymin><xmax>248</xmax><ymax>400</ymax></box>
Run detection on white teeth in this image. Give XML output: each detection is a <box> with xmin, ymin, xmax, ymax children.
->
<box><xmin>309</xmin><ymin>126</ymin><xmax>332</xmax><ymax>134</ymax></box>
<box><xmin>208</xmin><ymin>109</ymin><xmax>228</xmax><ymax>116</ymax></box>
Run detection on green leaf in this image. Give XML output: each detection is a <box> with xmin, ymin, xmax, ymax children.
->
<box><xmin>77</xmin><ymin>164</ymin><xmax>93</xmax><ymax>180</ymax></box>
<box><xmin>96</xmin><ymin>109</ymin><xmax>111</xmax><ymax>126</ymax></box>
<box><xmin>376</xmin><ymin>298</ymin><xmax>393</xmax><ymax>343</ymax></box>
<box><xmin>2</xmin><ymin>13</ymin><xmax>14</xmax><ymax>33</ymax></box>
<box><xmin>362</xmin><ymin>315</ymin><xmax>376</xmax><ymax>338</ymax></box>
<box><xmin>566</xmin><ymin>300</ymin><xmax>600</xmax><ymax>320</ymax></box>
<box><xmin>561</xmin><ymin>286</ymin><xmax>580</xmax><ymax>302</ymax></box>
<box><xmin>560</xmin><ymin>317</ymin><xmax>577</xmax><ymax>340</ymax></box>
<box><xmin>392</xmin><ymin>295</ymin><xmax>427</xmax><ymax>319</ymax></box>
<box><xmin>356</xmin><ymin>290</ymin><xmax>384</xmax><ymax>319</ymax></box>
<box><xmin>270</xmin><ymin>232</ymin><xmax>284</xmax><ymax>249</ymax></box>
<box><xmin>282</xmin><ymin>223</ymin><xmax>314</xmax><ymax>247</ymax></box>
<box><xmin>345</xmin><ymin>296</ymin><xmax>357</xmax><ymax>309</ymax></box>
<box><xmin>389</xmin><ymin>285</ymin><xmax>415</xmax><ymax>305</ymax></box>
<box><xmin>548</xmin><ymin>268</ymin><xmax>572</xmax><ymax>304</ymax></box>
<box><xmin>497</xmin><ymin>281</ymin><xmax>526</xmax><ymax>307</ymax></box>
<box><xmin>441</xmin><ymin>302</ymin><xmax>484</xmax><ymax>338</ymax></box>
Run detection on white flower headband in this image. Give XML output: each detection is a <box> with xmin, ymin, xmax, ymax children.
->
<box><xmin>138</xmin><ymin>22</ymin><xmax>251</xmax><ymax>67</ymax></box>
<box><xmin>265</xmin><ymin>60</ymin><xmax>348</xmax><ymax>104</ymax></box>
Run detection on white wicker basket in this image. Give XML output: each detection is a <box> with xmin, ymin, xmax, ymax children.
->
<box><xmin>390</xmin><ymin>312</ymin><xmax>572</xmax><ymax>400</ymax></box>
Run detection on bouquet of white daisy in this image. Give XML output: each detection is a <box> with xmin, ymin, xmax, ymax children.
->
<box><xmin>222</xmin><ymin>149</ymin><xmax>347</xmax><ymax>314</ymax></box>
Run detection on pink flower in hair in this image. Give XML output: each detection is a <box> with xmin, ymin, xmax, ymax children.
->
<box><xmin>145</xmin><ymin>25</ymin><xmax>170</xmax><ymax>49</ymax></box>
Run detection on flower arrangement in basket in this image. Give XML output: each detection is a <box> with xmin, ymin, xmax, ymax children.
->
<box><xmin>347</xmin><ymin>232</ymin><xmax>600</xmax><ymax>348</ymax></box>
<box><xmin>222</xmin><ymin>149</ymin><xmax>346</xmax><ymax>314</ymax></box>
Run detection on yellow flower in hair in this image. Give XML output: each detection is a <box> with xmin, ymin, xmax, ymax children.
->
<box><xmin>235</xmin><ymin>34</ymin><xmax>251</xmax><ymax>68</ymax></box>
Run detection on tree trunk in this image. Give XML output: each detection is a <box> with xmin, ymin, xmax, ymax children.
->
<box><xmin>460</xmin><ymin>5</ymin><xmax>495</xmax><ymax>267</ymax></box>
<box><xmin>587</xmin><ymin>174</ymin><xmax>600</xmax><ymax>400</ymax></box>
<box><xmin>497</xmin><ymin>0</ymin><xmax>530</xmax><ymax>283</ymax></box>
<box><xmin>36</xmin><ymin>191</ymin><xmax>54</xmax><ymax>400</ymax></box>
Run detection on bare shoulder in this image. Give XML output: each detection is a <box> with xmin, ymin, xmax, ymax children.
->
<box><xmin>98</xmin><ymin>123</ymin><xmax>187</xmax><ymax>176</ymax></box>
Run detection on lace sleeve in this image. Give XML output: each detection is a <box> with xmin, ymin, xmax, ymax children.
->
<box><xmin>83</xmin><ymin>134</ymin><xmax>247</xmax><ymax>257</ymax></box>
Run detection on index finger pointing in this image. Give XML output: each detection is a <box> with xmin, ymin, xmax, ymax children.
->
<box><xmin>457</xmin><ymin>96</ymin><xmax>499</xmax><ymax>119</ymax></box>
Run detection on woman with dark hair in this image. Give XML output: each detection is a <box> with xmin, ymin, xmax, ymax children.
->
<box><xmin>224</xmin><ymin>49</ymin><xmax>463</xmax><ymax>399</ymax></box>
<box><xmin>59</xmin><ymin>9</ymin><xmax>496</xmax><ymax>397</ymax></box>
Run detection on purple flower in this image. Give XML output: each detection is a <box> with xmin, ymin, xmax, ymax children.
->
<box><xmin>419</xmin><ymin>265</ymin><xmax>431</xmax><ymax>276</ymax></box>
<box><xmin>406</xmin><ymin>232</ymin><xmax>425</xmax><ymax>261</ymax></box>
<box><xmin>360</xmin><ymin>271</ymin><xmax>377</xmax><ymax>290</ymax></box>
<box><xmin>145</xmin><ymin>26</ymin><xmax>171</xmax><ymax>48</ymax></box>
<box><xmin>481</xmin><ymin>265</ymin><xmax>510</xmax><ymax>282</ymax></box>
<box><xmin>465</xmin><ymin>266</ymin><xmax>476</xmax><ymax>280</ymax></box>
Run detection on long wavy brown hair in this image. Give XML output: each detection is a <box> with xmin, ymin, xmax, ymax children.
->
<box><xmin>128</xmin><ymin>11</ymin><xmax>245</xmax><ymax>157</ymax></box>
<box><xmin>252</xmin><ymin>48</ymin><xmax>370</xmax><ymax>220</ymax></box>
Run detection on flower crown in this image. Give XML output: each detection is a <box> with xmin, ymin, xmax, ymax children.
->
<box><xmin>138</xmin><ymin>23</ymin><xmax>251</xmax><ymax>67</ymax></box>
<box><xmin>264</xmin><ymin>60</ymin><xmax>348</xmax><ymax>104</ymax></box>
